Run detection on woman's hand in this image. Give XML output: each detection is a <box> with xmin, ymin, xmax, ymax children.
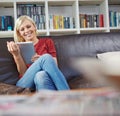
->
<box><xmin>7</xmin><ymin>41</ymin><xmax>21</xmax><ymax>57</ymax></box>
<box><xmin>31</xmin><ymin>53</ymin><xmax>40</xmax><ymax>62</ymax></box>
<box><xmin>7</xmin><ymin>41</ymin><xmax>28</xmax><ymax>75</ymax></box>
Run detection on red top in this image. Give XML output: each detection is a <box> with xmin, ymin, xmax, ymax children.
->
<box><xmin>34</xmin><ymin>38</ymin><xmax>56</xmax><ymax>57</ymax></box>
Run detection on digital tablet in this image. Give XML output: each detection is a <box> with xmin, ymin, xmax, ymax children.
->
<box><xmin>17</xmin><ymin>42</ymin><xmax>35</xmax><ymax>64</ymax></box>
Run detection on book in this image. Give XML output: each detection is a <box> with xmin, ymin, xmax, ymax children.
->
<box><xmin>99</xmin><ymin>14</ymin><xmax>104</xmax><ymax>27</ymax></box>
<box><xmin>79</xmin><ymin>14</ymin><xmax>87</xmax><ymax>28</ymax></box>
<box><xmin>59</xmin><ymin>15</ymin><xmax>64</xmax><ymax>29</ymax></box>
<box><xmin>49</xmin><ymin>14</ymin><xmax>54</xmax><ymax>29</ymax></box>
<box><xmin>17</xmin><ymin>42</ymin><xmax>35</xmax><ymax>64</ymax></box>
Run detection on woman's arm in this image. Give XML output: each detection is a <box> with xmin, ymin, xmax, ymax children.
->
<box><xmin>7</xmin><ymin>41</ymin><xmax>27</xmax><ymax>76</ymax></box>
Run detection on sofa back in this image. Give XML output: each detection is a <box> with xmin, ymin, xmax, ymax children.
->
<box><xmin>52</xmin><ymin>32</ymin><xmax>120</xmax><ymax>80</ymax></box>
<box><xmin>1</xmin><ymin>32</ymin><xmax>120</xmax><ymax>85</ymax></box>
<box><xmin>0</xmin><ymin>38</ymin><xmax>19</xmax><ymax>84</ymax></box>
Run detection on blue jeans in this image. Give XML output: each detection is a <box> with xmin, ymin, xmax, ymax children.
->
<box><xmin>16</xmin><ymin>54</ymin><xmax>70</xmax><ymax>91</ymax></box>
<box><xmin>34</xmin><ymin>71</ymin><xmax>57</xmax><ymax>91</ymax></box>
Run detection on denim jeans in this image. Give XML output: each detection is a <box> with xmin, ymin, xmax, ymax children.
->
<box><xmin>34</xmin><ymin>71</ymin><xmax>57</xmax><ymax>91</ymax></box>
<box><xmin>16</xmin><ymin>54</ymin><xmax>70</xmax><ymax>90</ymax></box>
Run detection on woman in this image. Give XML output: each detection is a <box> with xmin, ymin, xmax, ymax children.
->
<box><xmin>7</xmin><ymin>15</ymin><xmax>70</xmax><ymax>91</ymax></box>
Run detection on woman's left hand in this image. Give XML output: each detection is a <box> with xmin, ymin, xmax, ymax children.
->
<box><xmin>31</xmin><ymin>53</ymin><xmax>40</xmax><ymax>62</ymax></box>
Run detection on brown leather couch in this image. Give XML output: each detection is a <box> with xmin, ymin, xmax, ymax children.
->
<box><xmin>1</xmin><ymin>32</ymin><xmax>120</xmax><ymax>93</ymax></box>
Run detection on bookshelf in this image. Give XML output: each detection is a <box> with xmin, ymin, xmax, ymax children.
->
<box><xmin>0</xmin><ymin>0</ymin><xmax>120</xmax><ymax>38</ymax></box>
<box><xmin>48</xmin><ymin>0</ymin><xmax>78</xmax><ymax>35</ymax></box>
<box><xmin>78</xmin><ymin>0</ymin><xmax>109</xmax><ymax>33</ymax></box>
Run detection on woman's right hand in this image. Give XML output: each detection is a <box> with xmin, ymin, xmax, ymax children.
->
<box><xmin>7</xmin><ymin>41</ymin><xmax>21</xmax><ymax>57</ymax></box>
<box><xmin>31</xmin><ymin>53</ymin><xmax>40</xmax><ymax>62</ymax></box>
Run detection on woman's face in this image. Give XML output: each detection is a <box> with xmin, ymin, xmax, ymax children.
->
<box><xmin>18</xmin><ymin>20</ymin><xmax>36</xmax><ymax>42</ymax></box>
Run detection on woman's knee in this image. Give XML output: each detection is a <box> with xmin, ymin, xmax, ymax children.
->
<box><xmin>34</xmin><ymin>71</ymin><xmax>56</xmax><ymax>90</ymax></box>
<box><xmin>40</xmin><ymin>53</ymin><xmax>53</xmax><ymax>61</ymax></box>
<box><xmin>34</xmin><ymin>71</ymin><xmax>49</xmax><ymax>84</ymax></box>
<box><xmin>42</xmin><ymin>53</ymin><xmax>52</xmax><ymax>58</ymax></box>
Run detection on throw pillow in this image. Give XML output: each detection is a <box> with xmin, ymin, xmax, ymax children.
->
<box><xmin>97</xmin><ymin>51</ymin><xmax>120</xmax><ymax>60</ymax></box>
<box><xmin>97</xmin><ymin>51</ymin><xmax>120</xmax><ymax>76</ymax></box>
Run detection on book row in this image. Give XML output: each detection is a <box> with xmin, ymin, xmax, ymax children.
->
<box><xmin>49</xmin><ymin>15</ymin><xmax>75</xmax><ymax>29</ymax></box>
<box><xmin>109</xmin><ymin>11</ymin><xmax>120</xmax><ymax>27</ymax></box>
<box><xmin>17</xmin><ymin>4</ymin><xmax>45</xmax><ymax>17</ymax></box>
<box><xmin>3</xmin><ymin>12</ymin><xmax>120</xmax><ymax>31</ymax></box>
<box><xmin>31</xmin><ymin>14</ymin><xmax>45</xmax><ymax>30</ymax></box>
<box><xmin>79</xmin><ymin>14</ymin><xmax>104</xmax><ymax>28</ymax></box>
<box><xmin>0</xmin><ymin>16</ymin><xmax>13</xmax><ymax>31</ymax></box>
<box><xmin>17</xmin><ymin>4</ymin><xmax>45</xmax><ymax>30</ymax></box>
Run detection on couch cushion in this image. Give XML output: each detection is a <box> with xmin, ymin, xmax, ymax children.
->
<box><xmin>68</xmin><ymin>76</ymin><xmax>106</xmax><ymax>89</ymax></box>
<box><xmin>0</xmin><ymin>38</ymin><xmax>19</xmax><ymax>85</ymax></box>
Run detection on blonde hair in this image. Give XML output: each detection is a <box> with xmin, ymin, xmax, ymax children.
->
<box><xmin>14</xmin><ymin>15</ymin><xmax>37</xmax><ymax>42</ymax></box>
